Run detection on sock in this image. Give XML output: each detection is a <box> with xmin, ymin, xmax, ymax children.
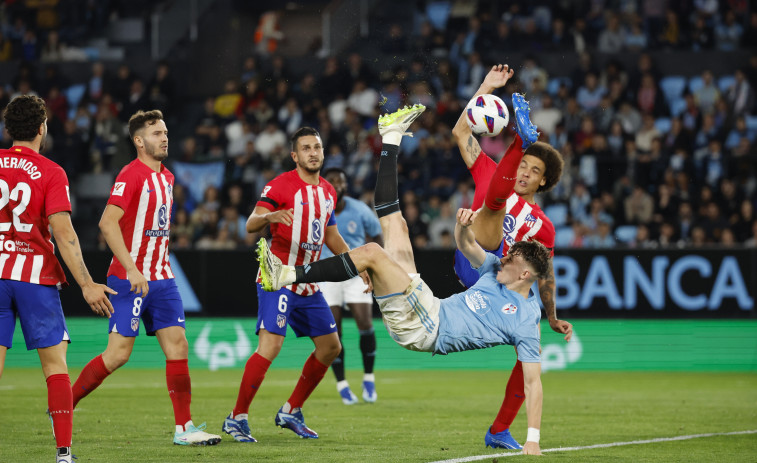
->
<box><xmin>491</xmin><ymin>360</ymin><xmax>525</xmax><ymax>434</ymax></box>
<box><xmin>47</xmin><ymin>373</ymin><xmax>73</xmax><ymax>448</ymax></box>
<box><xmin>294</xmin><ymin>253</ymin><xmax>358</xmax><ymax>284</ymax></box>
<box><xmin>484</xmin><ymin>134</ymin><xmax>525</xmax><ymax>211</ymax></box>
<box><xmin>374</xmin><ymin>143</ymin><xmax>401</xmax><ymax>218</ymax></box>
<box><xmin>166</xmin><ymin>359</ymin><xmax>192</xmax><ymax>427</ymax></box>
<box><xmin>233</xmin><ymin>353</ymin><xmax>272</xmax><ymax>416</ymax></box>
<box><xmin>287</xmin><ymin>353</ymin><xmax>329</xmax><ymax>409</ymax></box>
<box><xmin>359</xmin><ymin>328</ymin><xmax>376</xmax><ymax>374</ymax></box>
<box><xmin>72</xmin><ymin>354</ymin><xmax>111</xmax><ymax>409</ymax></box>
<box><xmin>331</xmin><ymin>335</ymin><xmax>346</xmax><ymax>382</ymax></box>
<box><xmin>469</xmin><ymin>154</ymin><xmax>498</xmax><ymax>210</ymax></box>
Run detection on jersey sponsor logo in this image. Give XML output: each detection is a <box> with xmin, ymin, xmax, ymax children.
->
<box><xmin>144</xmin><ymin>229</ymin><xmax>170</xmax><ymax>237</ymax></box>
<box><xmin>112</xmin><ymin>182</ymin><xmax>126</xmax><ymax>196</ymax></box>
<box><xmin>300</xmin><ymin>242</ymin><xmax>322</xmax><ymax>251</ymax></box>
<box><xmin>158</xmin><ymin>204</ymin><xmax>168</xmax><ymax>229</ymax></box>
<box><xmin>312</xmin><ymin>220</ymin><xmax>322</xmax><ymax>241</ymax></box>
<box><xmin>130</xmin><ymin>317</ymin><xmax>140</xmax><ymax>331</ymax></box>
<box><xmin>0</xmin><ymin>235</ymin><xmax>16</xmax><ymax>252</ymax></box>
<box><xmin>347</xmin><ymin>220</ymin><xmax>358</xmax><ymax>234</ymax></box>
<box><xmin>276</xmin><ymin>314</ymin><xmax>287</xmax><ymax>329</ymax></box>
<box><xmin>464</xmin><ymin>290</ymin><xmax>491</xmax><ymax>315</ymax></box>
<box><xmin>503</xmin><ymin>214</ymin><xmax>516</xmax><ymax>233</ymax></box>
<box><xmin>501</xmin><ymin>303</ymin><xmax>518</xmax><ymax>314</ymax></box>
<box><xmin>504</xmin><ymin>233</ymin><xmax>516</xmax><ymax>247</ymax></box>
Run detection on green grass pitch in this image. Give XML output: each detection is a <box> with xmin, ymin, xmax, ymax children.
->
<box><xmin>1</xmin><ymin>369</ymin><xmax>755</xmax><ymax>462</ymax></box>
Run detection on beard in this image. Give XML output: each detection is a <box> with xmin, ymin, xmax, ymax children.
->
<box><xmin>146</xmin><ymin>143</ymin><xmax>168</xmax><ymax>161</ymax></box>
<box><xmin>299</xmin><ymin>158</ymin><xmax>323</xmax><ymax>174</ymax></box>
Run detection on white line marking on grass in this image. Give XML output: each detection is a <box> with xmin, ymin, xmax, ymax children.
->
<box><xmin>428</xmin><ymin>430</ymin><xmax>757</xmax><ymax>463</ymax></box>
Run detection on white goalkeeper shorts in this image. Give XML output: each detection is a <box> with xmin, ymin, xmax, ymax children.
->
<box><xmin>320</xmin><ymin>276</ymin><xmax>373</xmax><ymax>307</ymax></box>
<box><xmin>375</xmin><ymin>274</ymin><xmax>440</xmax><ymax>353</ymax></box>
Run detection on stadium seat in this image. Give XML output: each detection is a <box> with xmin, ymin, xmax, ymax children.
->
<box><xmin>64</xmin><ymin>84</ymin><xmax>86</xmax><ymax>109</ymax></box>
<box><xmin>659</xmin><ymin>76</ymin><xmax>687</xmax><ymax>105</ymax></box>
<box><xmin>426</xmin><ymin>1</ymin><xmax>452</xmax><ymax>30</ymax></box>
<box><xmin>654</xmin><ymin>117</ymin><xmax>672</xmax><ymax>134</ymax></box>
<box><xmin>544</xmin><ymin>203</ymin><xmax>569</xmax><ymax>227</ymax></box>
<box><xmin>717</xmin><ymin>75</ymin><xmax>735</xmax><ymax>93</ymax></box>
<box><xmin>746</xmin><ymin>115</ymin><xmax>757</xmax><ymax>136</ymax></box>
<box><xmin>688</xmin><ymin>76</ymin><xmax>704</xmax><ymax>94</ymax></box>
<box><xmin>614</xmin><ymin>225</ymin><xmax>638</xmax><ymax>244</ymax></box>
<box><xmin>669</xmin><ymin>98</ymin><xmax>688</xmax><ymax>117</ymax></box>
<box><xmin>554</xmin><ymin>226</ymin><xmax>575</xmax><ymax>248</ymax></box>
<box><xmin>547</xmin><ymin>76</ymin><xmax>572</xmax><ymax>96</ymax></box>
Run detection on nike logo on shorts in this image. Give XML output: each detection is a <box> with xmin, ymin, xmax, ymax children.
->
<box><xmin>330</xmin><ymin>323</ymin><xmax>336</xmax><ymax>328</ymax></box>
<box><xmin>178</xmin><ymin>317</ymin><xmax>185</xmax><ymax>322</ymax></box>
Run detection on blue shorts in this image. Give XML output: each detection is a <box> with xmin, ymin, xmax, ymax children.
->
<box><xmin>107</xmin><ymin>276</ymin><xmax>185</xmax><ymax>337</ymax></box>
<box><xmin>256</xmin><ymin>284</ymin><xmax>337</xmax><ymax>338</ymax></box>
<box><xmin>453</xmin><ymin>241</ymin><xmax>505</xmax><ymax>289</ymax></box>
<box><xmin>0</xmin><ymin>280</ymin><xmax>69</xmax><ymax>350</ymax></box>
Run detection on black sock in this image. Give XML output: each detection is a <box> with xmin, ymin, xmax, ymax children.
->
<box><xmin>359</xmin><ymin>328</ymin><xmax>376</xmax><ymax>374</ymax></box>
<box><xmin>294</xmin><ymin>253</ymin><xmax>359</xmax><ymax>283</ymax></box>
<box><xmin>331</xmin><ymin>336</ymin><xmax>346</xmax><ymax>382</ymax></box>
<box><xmin>374</xmin><ymin>143</ymin><xmax>401</xmax><ymax>218</ymax></box>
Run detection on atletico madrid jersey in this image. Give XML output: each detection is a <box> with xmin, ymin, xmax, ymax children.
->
<box><xmin>256</xmin><ymin>169</ymin><xmax>336</xmax><ymax>296</ymax></box>
<box><xmin>106</xmin><ymin>158</ymin><xmax>174</xmax><ymax>281</ymax></box>
<box><xmin>0</xmin><ymin>146</ymin><xmax>71</xmax><ymax>287</ymax></box>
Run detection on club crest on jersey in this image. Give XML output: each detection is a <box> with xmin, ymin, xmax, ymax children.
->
<box><xmin>464</xmin><ymin>290</ymin><xmax>490</xmax><ymax>315</ymax></box>
<box><xmin>158</xmin><ymin>204</ymin><xmax>168</xmax><ymax>229</ymax></box>
<box><xmin>501</xmin><ymin>303</ymin><xmax>517</xmax><ymax>314</ymax></box>
<box><xmin>325</xmin><ymin>198</ymin><xmax>333</xmax><ymax>211</ymax></box>
<box><xmin>167</xmin><ymin>183</ymin><xmax>173</xmax><ymax>198</ymax></box>
<box><xmin>524</xmin><ymin>213</ymin><xmax>537</xmax><ymax>228</ymax></box>
<box><xmin>312</xmin><ymin>220</ymin><xmax>322</xmax><ymax>241</ymax></box>
<box><xmin>276</xmin><ymin>314</ymin><xmax>287</xmax><ymax>329</ymax></box>
<box><xmin>503</xmin><ymin>214</ymin><xmax>516</xmax><ymax>233</ymax></box>
<box><xmin>131</xmin><ymin>317</ymin><xmax>140</xmax><ymax>331</ymax></box>
<box><xmin>112</xmin><ymin>182</ymin><xmax>126</xmax><ymax>196</ymax></box>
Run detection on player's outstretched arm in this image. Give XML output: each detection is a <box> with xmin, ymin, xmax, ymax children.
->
<box><xmin>452</xmin><ymin>64</ymin><xmax>515</xmax><ymax>168</ymax></box>
<box><xmin>49</xmin><ymin>212</ymin><xmax>116</xmax><ymax>317</ymax></box>
<box><xmin>99</xmin><ymin>204</ymin><xmax>149</xmax><ymax>297</ymax></box>
<box><xmin>522</xmin><ymin>361</ymin><xmax>543</xmax><ymax>456</ymax></box>
<box><xmin>246</xmin><ymin>205</ymin><xmax>294</xmax><ymax>233</ymax></box>
<box><xmin>539</xmin><ymin>260</ymin><xmax>573</xmax><ymax>341</ymax></box>
<box><xmin>454</xmin><ymin>208</ymin><xmax>486</xmax><ymax>268</ymax></box>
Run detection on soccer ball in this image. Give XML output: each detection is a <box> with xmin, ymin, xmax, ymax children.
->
<box><xmin>464</xmin><ymin>94</ymin><xmax>509</xmax><ymax>137</ymax></box>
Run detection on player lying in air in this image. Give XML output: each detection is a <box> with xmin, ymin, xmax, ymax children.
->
<box><xmin>257</xmin><ymin>104</ymin><xmax>546</xmax><ymax>455</ymax></box>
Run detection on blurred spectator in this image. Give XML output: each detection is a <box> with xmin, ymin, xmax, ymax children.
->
<box><xmin>694</xmin><ymin>70</ymin><xmax>721</xmax><ymax>114</ymax></box>
<box><xmin>715</xmin><ymin>10</ymin><xmax>744</xmax><ymax>51</ymax></box>
<box><xmin>576</xmin><ymin>72</ymin><xmax>605</xmax><ymax>111</ymax></box>
<box><xmin>658</xmin><ymin>9</ymin><xmax>682</xmax><ymax>49</ymax></box>
<box><xmin>598</xmin><ymin>13</ymin><xmax>625</xmax><ymax>53</ymax></box>
<box><xmin>624</xmin><ymin>185</ymin><xmax>654</xmax><ymax>224</ymax></box>
<box><xmin>585</xmin><ymin>220</ymin><xmax>616</xmax><ymax>248</ymax></box>
<box><xmin>724</xmin><ymin>69</ymin><xmax>755</xmax><ymax>117</ymax></box>
<box><xmin>253</xmin><ymin>11</ymin><xmax>283</xmax><ymax>56</ymax></box>
<box><xmin>120</xmin><ymin>79</ymin><xmax>147</xmax><ymax>122</ymax></box>
<box><xmin>690</xmin><ymin>15</ymin><xmax>715</xmax><ymax>50</ymax></box>
<box><xmin>0</xmin><ymin>32</ymin><xmax>12</xmax><ymax>61</ymax></box>
<box><xmin>347</xmin><ymin>80</ymin><xmax>379</xmax><ymax>118</ymax></box>
<box><xmin>254</xmin><ymin>121</ymin><xmax>287</xmax><ymax>159</ymax></box>
<box><xmin>625</xmin><ymin>16</ymin><xmax>648</xmax><ymax>51</ymax></box>
<box><xmin>382</xmin><ymin>23</ymin><xmax>407</xmax><ymax>53</ymax></box>
<box><xmin>214</xmin><ymin>80</ymin><xmax>242</xmax><ymax>121</ymax></box>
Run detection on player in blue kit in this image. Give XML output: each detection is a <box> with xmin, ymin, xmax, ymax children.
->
<box><xmin>320</xmin><ymin>168</ymin><xmax>383</xmax><ymax>405</ymax></box>
<box><xmin>256</xmin><ymin>105</ymin><xmax>547</xmax><ymax>455</ymax></box>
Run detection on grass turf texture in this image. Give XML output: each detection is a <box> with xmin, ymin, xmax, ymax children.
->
<box><xmin>1</xmin><ymin>369</ymin><xmax>755</xmax><ymax>462</ymax></box>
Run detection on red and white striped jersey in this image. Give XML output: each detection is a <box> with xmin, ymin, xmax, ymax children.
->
<box><xmin>106</xmin><ymin>159</ymin><xmax>174</xmax><ymax>281</ymax></box>
<box><xmin>0</xmin><ymin>146</ymin><xmax>71</xmax><ymax>287</ymax></box>
<box><xmin>256</xmin><ymin>169</ymin><xmax>337</xmax><ymax>296</ymax></box>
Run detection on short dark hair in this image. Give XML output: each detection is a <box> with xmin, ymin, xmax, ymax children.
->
<box><xmin>3</xmin><ymin>95</ymin><xmax>47</xmax><ymax>141</ymax></box>
<box><xmin>509</xmin><ymin>240</ymin><xmax>551</xmax><ymax>281</ymax></box>
<box><xmin>128</xmin><ymin>109</ymin><xmax>164</xmax><ymax>140</ymax></box>
<box><xmin>525</xmin><ymin>141</ymin><xmax>564</xmax><ymax>193</ymax></box>
<box><xmin>323</xmin><ymin>167</ymin><xmax>347</xmax><ymax>178</ymax></box>
<box><xmin>291</xmin><ymin>126</ymin><xmax>320</xmax><ymax>152</ymax></box>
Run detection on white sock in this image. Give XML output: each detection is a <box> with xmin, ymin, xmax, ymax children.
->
<box><xmin>281</xmin><ymin>266</ymin><xmax>297</xmax><ymax>286</ymax></box>
<box><xmin>383</xmin><ymin>133</ymin><xmax>403</xmax><ymax>146</ymax></box>
<box><xmin>363</xmin><ymin>373</ymin><xmax>375</xmax><ymax>383</ymax></box>
<box><xmin>281</xmin><ymin>402</ymin><xmax>292</xmax><ymax>414</ymax></box>
<box><xmin>176</xmin><ymin>420</ymin><xmax>193</xmax><ymax>433</ymax></box>
<box><xmin>336</xmin><ymin>380</ymin><xmax>350</xmax><ymax>391</ymax></box>
<box><xmin>234</xmin><ymin>413</ymin><xmax>248</xmax><ymax>421</ymax></box>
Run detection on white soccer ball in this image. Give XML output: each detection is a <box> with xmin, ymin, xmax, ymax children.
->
<box><xmin>464</xmin><ymin>93</ymin><xmax>509</xmax><ymax>137</ymax></box>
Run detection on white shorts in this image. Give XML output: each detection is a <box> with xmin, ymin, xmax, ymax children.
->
<box><xmin>375</xmin><ymin>275</ymin><xmax>440</xmax><ymax>353</ymax></box>
<box><xmin>321</xmin><ymin>276</ymin><xmax>373</xmax><ymax>307</ymax></box>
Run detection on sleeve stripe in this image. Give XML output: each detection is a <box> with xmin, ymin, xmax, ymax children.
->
<box><xmin>258</xmin><ymin>197</ymin><xmax>279</xmax><ymax>209</ymax></box>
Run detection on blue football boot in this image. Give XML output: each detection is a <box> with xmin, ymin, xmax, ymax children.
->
<box><xmin>275</xmin><ymin>407</ymin><xmax>318</xmax><ymax>439</ymax></box>
<box><xmin>485</xmin><ymin>427</ymin><xmax>523</xmax><ymax>450</ymax></box>
<box><xmin>511</xmin><ymin>93</ymin><xmax>539</xmax><ymax>149</ymax></box>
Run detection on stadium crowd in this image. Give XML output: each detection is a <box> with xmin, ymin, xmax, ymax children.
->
<box><xmin>1</xmin><ymin>1</ymin><xmax>756</xmax><ymax>250</ymax></box>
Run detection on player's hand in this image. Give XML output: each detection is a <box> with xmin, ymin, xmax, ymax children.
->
<box><xmin>456</xmin><ymin>208</ymin><xmax>478</xmax><ymax>227</ymax></box>
<box><xmin>549</xmin><ymin>318</ymin><xmax>573</xmax><ymax>342</ymax></box>
<box><xmin>126</xmin><ymin>267</ymin><xmax>149</xmax><ymax>297</ymax></box>
<box><xmin>81</xmin><ymin>282</ymin><xmax>117</xmax><ymax>318</ymax></box>
<box><xmin>522</xmin><ymin>441</ymin><xmax>542</xmax><ymax>455</ymax></box>
<box><xmin>267</xmin><ymin>209</ymin><xmax>295</xmax><ymax>226</ymax></box>
<box><xmin>359</xmin><ymin>270</ymin><xmax>373</xmax><ymax>293</ymax></box>
<box><xmin>482</xmin><ymin>64</ymin><xmax>514</xmax><ymax>91</ymax></box>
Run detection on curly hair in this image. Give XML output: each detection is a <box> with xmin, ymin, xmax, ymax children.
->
<box><xmin>3</xmin><ymin>95</ymin><xmax>47</xmax><ymax>142</ymax></box>
<box><xmin>128</xmin><ymin>109</ymin><xmax>164</xmax><ymax>140</ymax></box>
<box><xmin>524</xmin><ymin>141</ymin><xmax>564</xmax><ymax>193</ymax></box>
<box><xmin>509</xmin><ymin>240</ymin><xmax>551</xmax><ymax>281</ymax></box>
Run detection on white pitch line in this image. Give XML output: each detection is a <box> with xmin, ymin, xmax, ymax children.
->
<box><xmin>428</xmin><ymin>430</ymin><xmax>757</xmax><ymax>463</ymax></box>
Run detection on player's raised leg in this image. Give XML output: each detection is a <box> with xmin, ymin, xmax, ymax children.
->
<box><xmin>375</xmin><ymin>104</ymin><xmax>426</xmax><ymax>274</ymax></box>
<box><xmin>471</xmin><ymin>93</ymin><xmax>539</xmax><ymax>251</ymax></box>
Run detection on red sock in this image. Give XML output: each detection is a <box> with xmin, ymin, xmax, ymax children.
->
<box><xmin>233</xmin><ymin>353</ymin><xmax>272</xmax><ymax>416</ymax></box>
<box><xmin>287</xmin><ymin>353</ymin><xmax>329</xmax><ymax>409</ymax></box>
<box><xmin>47</xmin><ymin>373</ymin><xmax>73</xmax><ymax>448</ymax></box>
<box><xmin>166</xmin><ymin>359</ymin><xmax>192</xmax><ymax>427</ymax></box>
<box><xmin>484</xmin><ymin>134</ymin><xmax>524</xmax><ymax>211</ymax></box>
<box><xmin>72</xmin><ymin>354</ymin><xmax>111</xmax><ymax>409</ymax></box>
<box><xmin>469</xmin><ymin>151</ymin><xmax>497</xmax><ymax>210</ymax></box>
<box><xmin>491</xmin><ymin>360</ymin><xmax>526</xmax><ymax>433</ymax></box>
